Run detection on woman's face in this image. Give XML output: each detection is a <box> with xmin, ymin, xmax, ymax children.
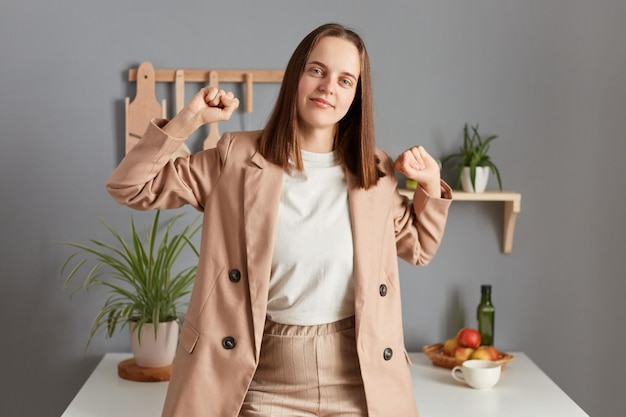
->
<box><xmin>296</xmin><ymin>36</ymin><xmax>361</xmax><ymax>136</ymax></box>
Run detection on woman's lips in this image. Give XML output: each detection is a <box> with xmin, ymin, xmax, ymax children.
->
<box><xmin>310</xmin><ymin>97</ymin><xmax>334</xmax><ymax>108</ymax></box>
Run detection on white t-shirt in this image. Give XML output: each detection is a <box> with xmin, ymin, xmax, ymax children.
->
<box><xmin>266</xmin><ymin>150</ymin><xmax>355</xmax><ymax>325</ymax></box>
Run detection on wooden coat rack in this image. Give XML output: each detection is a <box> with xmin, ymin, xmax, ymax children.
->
<box><xmin>125</xmin><ymin>61</ymin><xmax>284</xmax><ymax>155</ymax></box>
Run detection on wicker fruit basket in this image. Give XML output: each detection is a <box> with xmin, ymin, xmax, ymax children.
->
<box><xmin>422</xmin><ymin>343</ymin><xmax>514</xmax><ymax>370</ymax></box>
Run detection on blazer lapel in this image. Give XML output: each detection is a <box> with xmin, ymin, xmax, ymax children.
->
<box><xmin>346</xmin><ymin>169</ymin><xmax>380</xmax><ymax>337</ymax></box>
<box><xmin>243</xmin><ymin>151</ymin><xmax>283</xmax><ymax>360</ymax></box>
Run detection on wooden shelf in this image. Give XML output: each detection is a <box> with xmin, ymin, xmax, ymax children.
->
<box><xmin>398</xmin><ymin>189</ymin><xmax>521</xmax><ymax>254</ymax></box>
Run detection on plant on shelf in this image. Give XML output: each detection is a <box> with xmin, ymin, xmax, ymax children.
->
<box><xmin>441</xmin><ymin>123</ymin><xmax>503</xmax><ymax>192</ymax></box>
<box><xmin>61</xmin><ymin>210</ymin><xmax>200</xmax><ymax>367</ymax></box>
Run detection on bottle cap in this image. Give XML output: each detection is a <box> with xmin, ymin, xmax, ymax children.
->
<box><xmin>481</xmin><ymin>284</ymin><xmax>492</xmax><ymax>293</ymax></box>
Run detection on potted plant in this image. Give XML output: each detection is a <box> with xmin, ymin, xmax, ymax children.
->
<box><xmin>441</xmin><ymin>123</ymin><xmax>503</xmax><ymax>192</ymax></box>
<box><xmin>61</xmin><ymin>210</ymin><xmax>200</xmax><ymax>368</ymax></box>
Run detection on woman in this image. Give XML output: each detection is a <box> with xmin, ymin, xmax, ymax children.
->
<box><xmin>107</xmin><ymin>23</ymin><xmax>452</xmax><ymax>417</ymax></box>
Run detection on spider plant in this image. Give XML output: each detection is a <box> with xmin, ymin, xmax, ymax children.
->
<box><xmin>61</xmin><ymin>210</ymin><xmax>201</xmax><ymax>350</ymax></box>
<box><xmin>441</xmin><ymin>123</ymin><xmax>503</xmax><ymax>191</ymax></box>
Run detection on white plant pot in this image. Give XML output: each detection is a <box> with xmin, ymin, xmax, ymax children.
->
<box><xmin>130</xmin><ymin>321</ymin><xmax>179</xmax><ymax>368</ymax></box>
<box><xmin>461</xmin><ymin>166</ymin><xmax>490</xmax><ymax>193</ymax></box>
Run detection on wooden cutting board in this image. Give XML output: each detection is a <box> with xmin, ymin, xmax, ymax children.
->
<box><xmin>126</xmin><ymin>61</ymin><xmax>189</xmax><ymax>157</ymax></box>
<box><xmin>171</xmin><ymin>69</ymin><xmax>191</xmax><ymax>157</ymax></box>
<box><xmin>125</xmin><ymin>61</ymin><xmax>163</xmax><ymax>154</ymax></box>
<box><xmin>202</xmin><ymin>71</ymin><xmax>220</xmax><ymax>150</ymax></box>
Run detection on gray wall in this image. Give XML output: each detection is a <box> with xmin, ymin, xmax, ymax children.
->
<box><xmin>1</xmin><ymin>0</ymin><xmax>624</xmax><ymax>416</ymax></box>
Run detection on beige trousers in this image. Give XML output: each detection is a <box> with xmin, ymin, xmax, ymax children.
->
<box><xmin>239</xmin><ymin>316</ymin><xmax>368</xmax><ymax>417</ymax></box>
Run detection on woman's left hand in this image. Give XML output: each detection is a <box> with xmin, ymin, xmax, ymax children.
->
<box><xmin>394</xmin><ymin>146</ymin><xmax>441</xmax><ymax>198</ymax></box>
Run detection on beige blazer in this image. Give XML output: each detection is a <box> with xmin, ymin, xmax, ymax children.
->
<box><xmin>107</xmin><ymin>120</ymin><xmax>452</xmax><ymax>417</ymax></box>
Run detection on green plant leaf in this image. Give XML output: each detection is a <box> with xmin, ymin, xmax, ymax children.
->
<box><xmin>60</xmin><ymin>210</ymin><xmax>200</xmax><ymax>350</ymax></box>
<box><xmin>441</xmin><ymin>123</ymin><xmax>503</xmax><ymax>191</ymax></box>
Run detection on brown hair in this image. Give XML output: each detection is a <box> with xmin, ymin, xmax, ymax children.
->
<box><xmin>258</xmin><ymin>23</ymin><xmax>383</xmax><ymax>189</ymax></box>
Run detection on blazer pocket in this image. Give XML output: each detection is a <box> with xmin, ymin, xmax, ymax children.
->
<box><xmin>179</xmin><ymin>321</ymin><xmax>200</xmax><ymax>354</ymax></box>
<box><xmin>383</xmin><ymin>270</ymin><xmax>398</xmax><ymax>295</ymax></box>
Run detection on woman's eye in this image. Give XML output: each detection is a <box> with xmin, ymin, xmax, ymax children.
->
<box><xmin>310</xmin><ymin>68</ymin><xmax>322</xmax><ymax>75</ymax></box>
<box><xmin>341</xmin><ymin>79</ymin><xmax>352</xmax><ymax>87</ymax></box>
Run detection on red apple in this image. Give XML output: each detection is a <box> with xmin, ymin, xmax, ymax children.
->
<box><xmin>471</xmin><ymin>346</ymin><xmax>499</xmax><ymax>361</ymax></box>
<box><xmin>443</xmin><ymin>337</ymin><xmax>459</xmax><ymax>356</ymax></box>
<box><xmin>453</xmin><ymin>346</ymin><xmax>475</xmax><ymax>361</ymax></box>
<box><xmin>456</xmin><ymin>328</ymin><xmax>481</xmax><ymax>349</ymax></box>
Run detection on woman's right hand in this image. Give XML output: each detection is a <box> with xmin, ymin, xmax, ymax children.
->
<box><xmin>163</xmin><ymin>87</ymin><xmax>240</xmax><ymax>138</ymax></box>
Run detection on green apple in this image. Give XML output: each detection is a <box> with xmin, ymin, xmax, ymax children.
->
<box><xmin>471</xmin><ymin>346</ymin><xmax>499</xmax><ymax>361</ymax></box>
<box><xmin>443</xmin><ymin>337</ymin><xmax>459</xmax><ymax>356</ymax></box>
<box><xmin>405</xmin><ymin>179</ymin><xmax>418</xmax><ymax>190</ymax></box>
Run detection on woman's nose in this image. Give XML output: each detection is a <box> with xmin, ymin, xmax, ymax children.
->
<box><xmin>318</xmin><ymin>78</ymin><xmax>334</xmax><ymax>94</ymax></box>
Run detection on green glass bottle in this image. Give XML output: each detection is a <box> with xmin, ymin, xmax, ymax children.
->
<box><xmin>477</xmin><ymin>285</ymin><xmax>495</xmax><ymax>346</ymax></box>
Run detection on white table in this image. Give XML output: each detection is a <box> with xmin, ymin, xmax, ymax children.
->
<box><xmin>408</xmin><ymin>352</ymin><xmax>589</xmax><ymax>417</ymax></box>
<box><xmin>62</xmin><ymin>352</ymin><xmax>589</xmax><ymax>417</ymax></box>
<box><xmin>62</xmin><ymin>353</ymin><xmax>167</xmax><ymax>417</ymax></box>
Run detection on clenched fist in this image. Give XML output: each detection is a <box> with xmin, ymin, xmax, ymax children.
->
<box><xmin>163</xmin><ymin>87</ymin><xmax>240</xmax><ymax>139</ymax></box>
<box><xmin>394</xmin><ymin>146</ymin><xmax>441</xmax><ymax>198</ymax></box>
